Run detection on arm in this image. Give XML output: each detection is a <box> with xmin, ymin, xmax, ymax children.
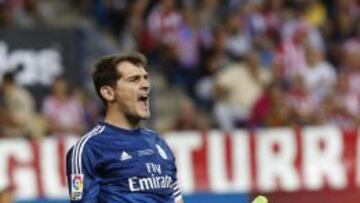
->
<box><xmin>66</xmin><ymin>146</ymin><xmax>99</xmax><ymax>202</ymax></box>
<box><xmin>172</xmin><ymin>181</ymin><xmax>183</xmax><ymax>203</ymax></box>
<box><xmin>168</xmin><ymin>149</ymin><xmax>183</xmax><ymax>203</ymax></box>
<box><xmin>159</xmin><ymin>135</ymin><xmax>184</xmax><ymax>203</ymax></box>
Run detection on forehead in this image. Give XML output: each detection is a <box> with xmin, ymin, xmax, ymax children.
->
<box><xmin>116</xmin><ymin>61</ymin><xmax>147</xmax><ymax>77</ymax></box>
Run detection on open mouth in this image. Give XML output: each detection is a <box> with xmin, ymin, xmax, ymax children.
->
<box><xmin>138</xmin><ymin>94</ymin><xmax>149</xmax><ymax>102</ymax></box>
<box><xmin>138</xmin><ymin>93</ymin><xmax>149</xmax><ymax>111</ymax></box>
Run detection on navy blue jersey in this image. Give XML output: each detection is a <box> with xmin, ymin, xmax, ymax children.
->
<box><xmin>66</xmin><ymin>122</ymin><xmax>182</xmax><ymax>203</ymax></box>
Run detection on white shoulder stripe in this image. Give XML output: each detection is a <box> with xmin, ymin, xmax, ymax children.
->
<box><xmin>72</xmin><ymin>125</ymin><xmax>101</xmax><ymax>174</ymax></box>
<box><xmin>72</xmin><ymin>125</ymin><xmax>102</xmax><ymax>174</ymax></box>
<box><xmin>174</xmin><ymin>194</ymin><xmax>182</xmax><ymax>202</ymax></box>
<box><xmin>77</xmin><ymin>126</ymin><xmax>105</xmax><ymax>173</ymax></box>
<box><xmin>75</xmin><ymin>125</ymin><xmax>103</xmax><ymax>173</ymax></box>
<box><xmin>75</xmin><ymin>125</ymin><xmax>105</xmax><ymax>174</ymax></box>
<box><xmin>71</xmin><ymin>125</ymin><xmax>105</xmax><ymax>174</ymax></box>
<box><xmin>173</xmin><ymin>190</ymin><xmax>181</xmax><ymax>196</ymax></box>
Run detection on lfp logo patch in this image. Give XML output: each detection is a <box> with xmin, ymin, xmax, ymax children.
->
<box><xmin>71</xmin><ymin>174</ymin><xmax>84</xmax><ymax>200</ymax></box>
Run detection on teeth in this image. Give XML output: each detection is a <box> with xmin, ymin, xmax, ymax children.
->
<box><xmin>139</xmin><ymin>94</ymin><xmax>149</xmax><ymax>101</ymax></box>
<box><xmin>138</xmin><ymin>93</ymin><xmax>149</xmax><ymax>101</ymax></box>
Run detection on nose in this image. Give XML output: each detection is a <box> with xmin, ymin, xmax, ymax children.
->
<box><xmin>141</xmin><ymin>77</ymin><xmax>151</xmax><ymax>90</ymax></box>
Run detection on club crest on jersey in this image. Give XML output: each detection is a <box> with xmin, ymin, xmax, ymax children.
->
<box><xmin>71</xmin><ymin>174</ymin><xmax>84</xmax><ymax>200</ymax></box>
<box><xmin>156</xmin><ymin>144</ymin><xmax>168</xmax><ymax>160</ymax></box>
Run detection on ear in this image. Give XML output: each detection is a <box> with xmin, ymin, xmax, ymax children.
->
<box><xmin>100</xmin><ymin>86</ymin><xmax>115</xmax><ymax>102</ymax></box>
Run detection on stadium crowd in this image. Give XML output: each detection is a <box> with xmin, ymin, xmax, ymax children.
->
<box><xmin>0</xmin><ymin>0</ymin><xmax>360</xmax><ymax>138</ymax></box>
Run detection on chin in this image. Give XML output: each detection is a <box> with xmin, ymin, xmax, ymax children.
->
<box><xmin>143</xmin><ymin>113</ymin><xmax>151</xmax><ymax>119</ymax></box>
<box><xmin>139</xmin><ymin>112</ymin><xmax>151</xmax><ymax>119</ymax></box>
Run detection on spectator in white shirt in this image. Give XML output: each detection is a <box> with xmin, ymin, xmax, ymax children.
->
<box><xmin>214</xmin><ymin>51</ymin><xmax>272</xmax><ymax>130</ymax></box>
<box><xmin>300</xmin><ymin>45</ymin><xmax>337</xmax><ymax>100</ymax></box>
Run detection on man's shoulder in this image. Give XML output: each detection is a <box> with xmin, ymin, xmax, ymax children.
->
<box><xmin>141</xmin><ymin>128</ymin><xmax>171</xmax><ymax>145</ymax></box>
<box><xmin>69</xmin><ymin>124</ymin><xmax>107</xmax><ymax>153</ymax></box>
<box><xmin>141</xmin><ymin>128</ymin><xmax>164</xmax><ymax>139</ymax></box>
<box><xmin>81</xmin><ymin>124</ymin><xmax>107</xmax><ymax>141</ymax></box>
<box><xmin>141</xmin><ymin>127</ymin><xmax>157</xmax><ymax>135</ymax></box>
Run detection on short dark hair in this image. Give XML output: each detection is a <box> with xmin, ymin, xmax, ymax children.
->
<box><xmin>92</xmin><ymin>52</ymin><xmax>147</xmax><ymax>105</ymax></box>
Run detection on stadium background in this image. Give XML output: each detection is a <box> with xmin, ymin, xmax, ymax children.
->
<box><xmin>1</xmin><ymin>0</ymin><xmax>360</xmax><ymax>202</ymax></box>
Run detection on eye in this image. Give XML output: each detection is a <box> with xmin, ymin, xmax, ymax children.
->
<box><xmin>128</xmin><ymin>76</ymin><xmax>140</xmax><ymax>82</ymax></box>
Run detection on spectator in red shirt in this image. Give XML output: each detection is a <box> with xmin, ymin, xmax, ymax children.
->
<box><xmin>250</xmin><ymin>82</ymin><xmax>292</xmax><ymax>127</ymax></box>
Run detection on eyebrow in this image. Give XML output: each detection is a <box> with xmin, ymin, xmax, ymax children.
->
<box><xmin>125</xmin><ymin>73</ymin><xmax>148</xmax><ymax>80</ymax></box>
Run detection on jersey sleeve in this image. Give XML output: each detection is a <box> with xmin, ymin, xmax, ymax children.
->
<box><xmin>66</xmin><ymin>145</ymin><xmax>99</xmax><ymax>202</ymax></box>
<box><xmin>163</xmin><ymin>141</ymin><xmax>183</xmax><ymax>202</ymax></box>
<box><xmin>172</xmin><ymin>179</ymin><xmax>182</xmax><ymax>202</ymax></box>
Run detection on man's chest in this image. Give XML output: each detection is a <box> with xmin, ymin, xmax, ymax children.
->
<box><xmin>96</xmin><ymin>142</ymin><xmax>175</xmax><ymax>191</ymax></box>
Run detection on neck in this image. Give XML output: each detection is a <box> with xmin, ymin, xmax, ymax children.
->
<box><xmin>104</xmin><ymin>109</ymin><xmax>140</xmax><ymax>130</ymax></box>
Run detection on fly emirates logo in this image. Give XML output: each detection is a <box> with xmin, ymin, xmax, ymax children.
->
<box><xmin>128</xmin><ymin>163</ymin><xmax>173</xmax><ymax>191</ymax></box>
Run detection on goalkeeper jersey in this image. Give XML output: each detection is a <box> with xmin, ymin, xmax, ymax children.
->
<box><xmin>66</xmin><ymin>121</ymin><xmax>182</xmax><ymax>203</ymax></box>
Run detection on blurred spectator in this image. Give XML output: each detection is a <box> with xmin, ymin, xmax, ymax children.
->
<box><xmin>303</xmin><ymin>0</ymin><xmax>327</xmax><ymax>28</ymax></box>
<box><xmin>318</xmin><ymin>73</ymin><xmax>360</xmax><ymax>129</ymax></box>
<box><xmin>198</xmin><ymin>0</ymin><xmax>221</xmax><ymax>49</ymax></box>
<box><xmin>147</xmin><ymin>0</ymin><xmax>181</xmax><ymax>48</ymax></box>
<box><xmin>198</xmin><ymin>0</ymin><xmax>221</xmax><ymax>30</ymax></box>
<box><xmin>223</xmin><ymin>9</ymin><xmax>253</xmax><ymax>60</ymax></box>
<box><xmin>332</xmin><ymin>0</ymin><xmax>360</xmax><ymax>17</ymax></box>
<box><xmin>87</xmin><ymin>0</ymin><xmax>126</xmax><ymax>36</ymax></box>
<box><xmin>10</xmin><ymin>0</ymin><xmax>44</xmax><ymax>27</ymax></box>
<box><xmin>175</xmin><ymin>6</ymin><xmax>200</xmax><ymax>70</ymax></box>
<box><xmin>329</xmin><ymin>13</ymin><xmax>356</xmax><ymax>61</ymax></box>
<box><xmin>200</xmin><ymin>25</ymin><xmax>230</xmax><ymax>71</ymax></box>
<box><xmin>341</xmin><ymin>39</ymin><xmax>360</xmax><ymax>97</ymax></box>
<box><xmin>300</xmin><ymin>44</ymin><xmax>337</xmax><ymax>100</ymax></box>
<box><xmin>146</xmin><ymin>0</ymin><xmax>182</xmax><ymax>84</ymax></box>
<box><xmin>195</xmin><ymin>52</ymin><xmax>223</xmax><ymax>109</ymax></box>
<box><xmin>0</xmin><ymin>188</ymin><xmax>13</xmax><ymax>203</ymax></box>
<box><xmin>250</xmin><ymin>82</ymin><xmax>292</xmax><ymax>127</ymax></box>
<box><xmin>214</xmin><ymin>51</ymin><xmax>272</xmax><ymax>130</ymax></box>
<box><xmin>42</xmin><ymin>75</ymin><xmax>85</xmax><ymax>136</ymax></box>
<box><xmin>1</xmin><ymin>72</ymin><xmax>42</xmax><ymax>138</ymax></box>
<box><xmin>245</xmin><ymin>2</ymin><xmax>277</xmax><ymax>68</ymax></box>
<box><xmin>275</xmin><ymin>22</ymin><xmax>309</xmax><ymax>84</ymax></box>
<box><xmin>0</xmin><ymin>2</ymin><xmax>11</xmax><ymax>27</ymax></box>
<box><xmin>172</xmin><ymin>99</ymin><xmax>205</xmax><ymax>131</ymax></box>
<box><xmin>281</xmin><ymin>6</ymin><xmax>325</xmax><ymax>50</ymax></box>
<box><xmin>286</xmin><ymin>74</ymin><xmax>320</xmax><ymax>125</ymax></box>
<box><xmin>119</xmin><ymin>0</ymin><xmax>149</xmax><ymax>51</ymax></box>
<box><xmin>171</xmin><ymin>6</ymin><xmax>201</xmax><ymax>97</ymax></box>
<box><xmin>74</xmin><ymin>88</ymin><xmax>102</xmax><ymax>131</ymax></box>
<box><xmin>259</xmin><ymin>0</ymin><xmax>284</xmax><ymax>37</ymax></box>
<box><xmin>244</xmin><ymin>1</ymin><xmax>266</xmax><ymax>37</ymax></box>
